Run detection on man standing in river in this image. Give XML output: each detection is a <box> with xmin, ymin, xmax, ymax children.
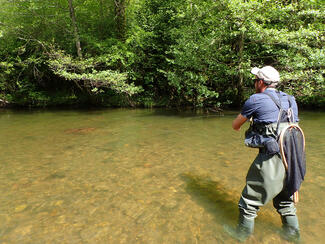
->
<box><xmin>227</xmin><ymin>66</ymin><xmax>301</xmax><ymax>242</ymax></box>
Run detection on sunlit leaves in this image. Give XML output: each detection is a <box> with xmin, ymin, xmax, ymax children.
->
<box><xmin>48</xmin><ymin>48</ymin><xmax>143</xmax><ymax>95</ymax></box>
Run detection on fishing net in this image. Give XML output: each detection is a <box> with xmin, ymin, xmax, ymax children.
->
<box><xmin>279</xmin><ymin>125</ymin><xmax>306</xmax><ymax>202</ymax></box>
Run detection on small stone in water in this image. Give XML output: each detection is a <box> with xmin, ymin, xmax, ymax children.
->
<box><xmin>55</xmin><ymin>200</ymin><xmax>64</xmax><ymax>206</ymax></box>
<box><xmin>15</xmin><ymin>204</ymin><xmax>27</xmax><ymax>213</ymax></box>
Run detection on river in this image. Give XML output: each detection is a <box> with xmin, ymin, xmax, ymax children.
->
<box><xmin>0</xmin><ymin>109</ymin><xmax>324</xmax><ymax>243</ymax></box>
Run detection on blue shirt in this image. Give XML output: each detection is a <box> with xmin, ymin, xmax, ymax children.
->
<box><xmin>241</xmin><ymin>88</ymin><xmax>299</xmax><ymax>123</ymax></box>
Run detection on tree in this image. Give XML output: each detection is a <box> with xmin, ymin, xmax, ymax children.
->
<box><xmin>162</xmin><ymin>0</ymin><xmax>324</xmax><ymax>107</ymax></box>
<box><xmin>68</xmin><ymin>0</ymin><xmax>82</xmax><ymax>58</ymax></box>
<box><xmin>0</xmin><ymin>0</ymin><xmax>323</xmax><ymax>108</ymax></box>
<box><xmin>114</xmin><ymin>0</ymin><xmax>128</xmax><ymax>40</ymax></box>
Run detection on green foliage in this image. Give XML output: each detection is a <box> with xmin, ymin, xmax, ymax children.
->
<box><xmin>48</xmin><ymin>48</ymin><xmax>143</xmax><ymax>96</ymax></box>
<box><xmin>0</xmin><ymin>61</ymin><xmax>14</xmax><ymax>103</ymax></box>
<box><xmin>0</xmin><ymin>0</ymin><xmax>324</xmax><ymax>108</ymax></box>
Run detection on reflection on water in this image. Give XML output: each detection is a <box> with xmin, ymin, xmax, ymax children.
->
<box><xmin>0</xmin><ymin>109</ymin><xmax>324</xmax><ymax>243</ymax></box>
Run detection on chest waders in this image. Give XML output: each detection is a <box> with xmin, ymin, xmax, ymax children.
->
<box><xmin>225</xmin><ymin>91</ymin><xmax>302</xmax><ymax>242</ymax></box>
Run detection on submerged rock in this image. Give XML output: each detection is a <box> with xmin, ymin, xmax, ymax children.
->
<box><xmin>14</xmin><ymin>204</ymin><xmax>27</xmax><ymax>213</ymax></box>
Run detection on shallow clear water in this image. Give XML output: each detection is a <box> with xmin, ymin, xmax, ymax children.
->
<box><xmin>0</xmin><ymin>108</ymin><xmax>324</xmax><ymax>243</ymax></box>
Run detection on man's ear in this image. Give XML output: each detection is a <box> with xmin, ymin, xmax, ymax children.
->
<box><xmin>259</xmin><ymin>80</ymin><xmax>267</xmax><ymax>88</ymax></box>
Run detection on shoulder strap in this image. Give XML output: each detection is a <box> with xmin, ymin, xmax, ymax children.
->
<box><xmin>287</xmin><ymin>95</ymin><xmax>295</xmax><ymax>122</ymax></box>
<box><xmin>262</xmin><ymin>91</ymin><xmax>281</xmax><ymax>134</ymax></box>
<box><xmin>263</xmin><ymin>91</ymin><xmax>281</xmax><ymax>108</ymax></box>
<box><xmin>263</xmin><ymin>90</ymin><xmax>292</xmax><ymax>135</ymax></box>
<box><xmin>263</xmin><ymin>90</ymin><xmax>293</xmax><ymax>109</ymax></box>
<box><xmin>287</xmin><ymin>94</ymin><xmax>293</xmax><ymax>108</ymax></box>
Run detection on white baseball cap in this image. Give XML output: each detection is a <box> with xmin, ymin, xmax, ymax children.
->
<box><xmin>251</xmin><ymin>66</ymin><xmax>280</xmax><ymax>85</ymax></box>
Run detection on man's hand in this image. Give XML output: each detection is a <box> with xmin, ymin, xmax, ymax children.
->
<box><xmin>232</xmin><ymin>114</ymin><xmax>247</xmax><ymax>131</ymax></box>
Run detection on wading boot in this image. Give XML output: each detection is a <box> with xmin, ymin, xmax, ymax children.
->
<box><xmin>224</xmin><ymin>216</ymin><xmax>254</xmax><ymax>242</ymax></box>
<box><xmin>281</xmin><ymin>215</ymin><xmax>300</xmax><ymax>243</ymax></box>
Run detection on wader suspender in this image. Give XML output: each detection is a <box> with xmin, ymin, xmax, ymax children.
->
<box><xmin>262</xmin><ymin>90</ymin><xmax>294</xmax><ymax>135</ymax></box>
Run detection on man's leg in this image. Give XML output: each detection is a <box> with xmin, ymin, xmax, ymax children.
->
<box><xmin>227</xmin><ymin>153</ymin><xmax>286</xmax><ymax>241</ymax></box>
<box><xmin>224</xmin><ymin>185</ymin><xmax>259</xmax><ymax>242</ymax></box>
<box><xmin>273</xmin><ymin>190</ymin><xmax>300</xmax><ymax>242</ymax></box>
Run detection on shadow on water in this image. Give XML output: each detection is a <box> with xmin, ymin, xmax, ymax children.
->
<box><xmin>180</xmin><ymin>172</ymin><xmax>238</xmax><ymax>226</ymax></box>
<box><xmin>180</xmin><ymin>172</ymin><xmax>284</xmax><ymax>241</ymax></box>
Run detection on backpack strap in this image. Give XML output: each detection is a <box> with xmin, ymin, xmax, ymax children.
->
<box><xmin>287</xmin><ymin>95</ymin><xmax>295</xmax><ymax>123</ymax></box>
<box><xmin>263</xmin><ymin>90</ymin><xmax>282</xmax><ymax>109</ymax></box>
<box><xmin>287</xmin><ymin>95</ymin><xmax>293</xmax><ymax>108</ymax></box>
<box><xmin>263</xmin><ymin>90</ymin><xmax>294</xmax><ymax>134</ymax></box>
<box><xmin>263</xmin><ymin>90</ymin><xmax>282</xmax><ymax>134</ymax></box>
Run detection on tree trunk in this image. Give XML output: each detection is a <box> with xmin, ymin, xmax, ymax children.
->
<box><xmin>114</xmin><ymin>0</ymin><xmax>127</xmax><ymax>40</ymax></box>
<box><xmin>68</xmin><ymin>0</ymin><xmax>82</xmax><ymax>58</ymax></box>
<box><xmin>99</xmin><ymin>0</ymin><xmax>105</xmax><ymax>36</ymax></box>
<box><xmin>237</xmin><ymin>30</ymin><xmax>244</xmax><ymax>105</ymax></box>
<box><xmin>99</xmin><ymin>0</ymin><xmax>104</xmax><ymax>19</ymax></box>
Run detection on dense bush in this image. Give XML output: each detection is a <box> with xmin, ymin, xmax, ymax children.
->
<box><xmin>0</xmin><ymin>0</ymin><xmax>324</xmax><ymax>108</ymax></box>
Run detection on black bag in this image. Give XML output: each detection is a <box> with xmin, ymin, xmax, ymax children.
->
<box><xmin>245</xmin><ymin>126</ymin><xmax>280</xmax><ymax>155</ymax></box>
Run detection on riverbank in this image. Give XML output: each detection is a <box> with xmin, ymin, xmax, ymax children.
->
<box><xmin>1</xmin><ymin>93</ymin><xmax>324</xmax><ymax>111</ymax></box>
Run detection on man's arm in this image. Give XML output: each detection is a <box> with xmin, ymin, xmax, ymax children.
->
<box><xmin>232</xmin><ymin>114</ymin><xmax>248</xmax><ymax>131</ymax></box>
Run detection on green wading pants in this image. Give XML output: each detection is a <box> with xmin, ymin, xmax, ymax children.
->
<box><xmin>238</xmin><ymin>123</ymin><xmax>298</xmax><ymax>229</ymax></box>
